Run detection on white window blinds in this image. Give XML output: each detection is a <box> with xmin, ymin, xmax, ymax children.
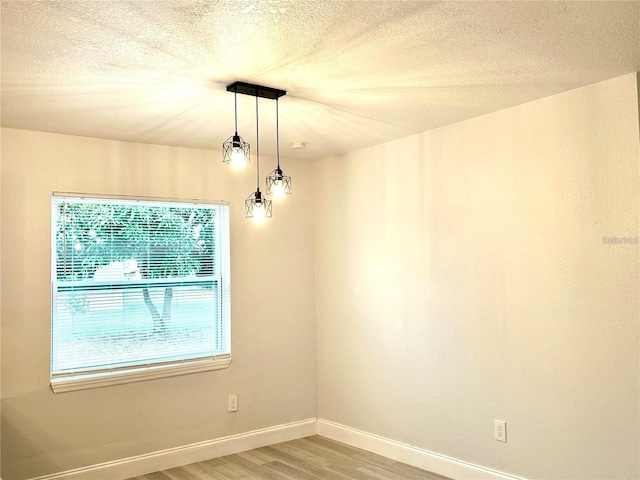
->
<box><xmin>51</xmin><ymin>194</ymin><xmax>230</xmax><ymax>387</ymax></box>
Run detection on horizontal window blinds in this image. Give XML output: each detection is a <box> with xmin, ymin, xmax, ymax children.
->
<box><xmin>51</xmin><ymin>194</ymin><xmax>230</xmax><ymax>378</ymax></box>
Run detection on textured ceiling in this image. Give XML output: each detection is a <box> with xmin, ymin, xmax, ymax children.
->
<box><xmin>1</xmin><ymin>1</ymin><xmax>639</xmax><ymax>161</ymax></box>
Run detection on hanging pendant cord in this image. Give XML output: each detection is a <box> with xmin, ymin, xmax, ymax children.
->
<box><xmin>276</xmin><ymin>98</ymin><xmax>280</xmax><ymax>169</ymax></box>
<box><xmin>255</xmin><ymin>95</ymin><xmax>260</xmax><ymax>189</ymax></box>
<box><xmin>234</xmin><ymin>88</ymin><xmax>238</xmax><ymax>134</ymax></box>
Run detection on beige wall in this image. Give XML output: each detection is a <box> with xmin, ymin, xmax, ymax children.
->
<box><xmin>314</xmin><ymin>73</ymin><xmax>640</xmax><ymax>479</ymax></box>
<box><xmin>0</xmin><ymin>130</ymin><xmax>317</xmax><ymax>480</ymax></box>
<box><xmin>1</xmin><ymin>73</ymin><xmax>639</xmax><ymax>480</ymax></box>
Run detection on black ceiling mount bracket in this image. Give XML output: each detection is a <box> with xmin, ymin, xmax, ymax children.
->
<box><xmin>226</xmin><ymin>81</ymin><xmax>286</xmax><ymax>100</ymax></box>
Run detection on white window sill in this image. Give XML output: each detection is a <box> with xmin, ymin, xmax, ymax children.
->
<box><xmin>50</xmin><ymin>355</ymin><xmax>231</xmax><ymax>393</ymax></box>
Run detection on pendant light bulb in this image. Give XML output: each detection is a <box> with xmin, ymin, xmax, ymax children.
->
<box><xmin>267</xmin><ymin>166</ymin><xmax>289</xmax><ymax>198</ymax></box>
<box><xmin>229</xmin><ymin>135</ymin><xmax>249</xmax><ymax>168</ymax></box>
<box><xmin>252</xmin><ymin>200</ymin><xmax>267</xmax><ymax>223</ymax></box>
<box><xmin>271</xmin><ymin>180</ymin><xmax>285</xmax><ymax>198</ymax></box>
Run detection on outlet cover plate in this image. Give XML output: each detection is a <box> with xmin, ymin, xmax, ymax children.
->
<box><xmin>494</xmin><ymin>419</ymin><xmax>506</xmax><ymax>442</ymax></box>
<box><xmin>228</xmin><ymin>394</ymin><xmax>238</xmax><ymax>412</ymax></box>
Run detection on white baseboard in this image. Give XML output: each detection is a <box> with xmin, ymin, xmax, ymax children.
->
<box><xmin>317</xmin><ymin>419</ymin><xmax>524</xmax><ymax>480</ymax></box>
<box><xmin>30</xmin><ymin>418</ymin><xmax>317</xmax><ymax>480</ymax></box>
<box><xmin>29</xmin><ymin>418</ymin><xmax>524</xmax><ymax>480</ymax></box>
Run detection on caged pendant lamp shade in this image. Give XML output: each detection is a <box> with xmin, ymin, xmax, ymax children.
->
<box><xmin>245</xmin><ymin>188</ymin><xmax>272</xmax><ymax>221</ymax></box>
<box><xmin>266</xmin><ymin>98</ymin><xmax>292</xmax><ymax>198</ymax></box>
<box><xmin>266</xmin><ymin>166</ymin><xmax>292</xmax><ymax>198</ymax></box>
<box><xmin>222</xmin><ymin>87</ymin><xmax>250</xmax><ymax>168</ymax></box>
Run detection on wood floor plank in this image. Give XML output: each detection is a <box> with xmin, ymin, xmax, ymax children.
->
<box><xmin>211</xmin><ymin>462</ymin><xmax>254</xmax><ymax>480</ymax></box>
<box><xmin>292</xmin><ymin>438</ymin><xmax>397</xmax><ymax>476</ymax></box>
<box><xmin>262</xmin><ymin>460</ymin><xmax>326</xmax><ymax>480</ymax></box>
<box><xmin>289</xmin><ymin>438</ymin><xmax>357</xmax><ymax>465</ymax></box>
<box><xmin>268</xmin><ymin>442</ymin><xmax>331</xmax><ymax>467</ymax></box>
<box><xmin>125</xmin><ymin>435</ymin><xmax>452</xmax><ymax>480</ymax></box>
<box><xmin>236</xmin><ymin>448</ymin><xmax>277</xmax><ymax>465</ymax></box>
<box><xmin>350</xmin><ymin>452</ymin><xmax>449</xmax><ymax>479</ymax></box>
<box><xmin>325</xmin><ymin>463</ymin><xmax>381</xmax><ymax>480</ymax></box>
<box><xmin>261</xmin><ymin>444</ymin><xmax>350</xmax><ymax>480</ymax></box>
<box><xmin>223</xmin><ymin>454</ymin><xmax>290</xmax><ymax>479</ymax></box>
<box><xmin>358</xmin><ymin>465</ymin><xmax>418</xmax><ymax>480</ymax></box>
<box><xmin>262</xmin><ymin>444</ymin><xmax>330</xmax><ymax>471</ymax></box>
<box><xmin>183</xmin><ymin>462</ymin><xmax>227</xmax><ymax>479</ymax></box>
<box><xmin>140</xmin><ymin>472</ymin><xmax>174</xmax><ymax>480</ymax></box>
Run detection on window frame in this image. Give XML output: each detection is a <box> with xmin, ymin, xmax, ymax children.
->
<box><xmin>50</xmin><ymin>192</ymin><xmax>231</xmax><ymax>393</ymax></box>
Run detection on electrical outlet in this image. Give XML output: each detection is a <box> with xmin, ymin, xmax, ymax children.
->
<box><xmin>227</xmin><ymin>394</ymin><xmax>238</xmax><ymax>412</ymax></box>
<box><xmin>494</xmin><ymin>420</ymin><xmax>506</xmax><ymax>442</ymax></box>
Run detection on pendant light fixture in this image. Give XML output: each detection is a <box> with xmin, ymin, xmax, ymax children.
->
<box><xmin>222</xmin><ymin>86</ymin><xmax>250</xmax><ymax>168</ymax></box>
<box><xmin>224</xmin><ymin>82</ymin><xmax>287</xmax><ymax>221</ymax></box>
<box><xmin>266</xmin><ymin>97</ymin><xmax>292</xmax><ymax>198</ymax></box>
<box><xmin>245</xmin><ymin>95</ymin><xmax>272</xmax><ymax>222</ymax></box>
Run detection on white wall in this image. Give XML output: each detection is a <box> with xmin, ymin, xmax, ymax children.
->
<box><xmin>1</xmin><ymin>73</ymin><xmax>639</xmax><ymax>480</ymax></box>
<box><xmin>314</xmin><ymin>73</ymin><xmax>640</xmax><ymax>479</ymax></box>
<box><xmin>0</xmin><ymin>130</ymin><xmax>317</xmax><ymax>480</ymax></box>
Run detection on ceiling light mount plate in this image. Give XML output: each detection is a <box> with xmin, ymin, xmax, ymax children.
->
<box><xmin>227</xmin><ymin>81</ymin><xmax>286</xmax><ymax>100</ymax></box>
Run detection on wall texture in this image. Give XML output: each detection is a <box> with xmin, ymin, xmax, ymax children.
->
<box><xmin>0</xmin><ymin>130</ymin><xmax>317</xmax><ymax>480</ymax></box>
<box><xmin>314</xmin><ymin>73</ymin><xmax>640</xmax><ymax>479</ymax></box>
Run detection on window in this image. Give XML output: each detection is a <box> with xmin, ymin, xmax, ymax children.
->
<box><xmin>51</xmin><ymin>193</ymin><xmax>231</xmax><ymax>392</ymax></box>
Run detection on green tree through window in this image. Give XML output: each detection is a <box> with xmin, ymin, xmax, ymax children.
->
<box><xmin>51</xmin><ymin>195</ymin><xmax>231</xmax><ymax>386</ymax></box>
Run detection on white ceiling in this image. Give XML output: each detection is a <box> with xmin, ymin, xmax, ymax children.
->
<box><xmin>1</xmin><ymin>1</ymin><xmax>639</xmax><ymax>161</ymax></box>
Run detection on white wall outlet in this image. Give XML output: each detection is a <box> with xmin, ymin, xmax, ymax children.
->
<box><xmin>494</xmin><ymin>419</ymin><xmax>506</xmax><ymax>442</ymax></box>
<box><xmin>227</xmin><ymin>393</ymin><xmax>238</xmax><ymax>412</ymax></box>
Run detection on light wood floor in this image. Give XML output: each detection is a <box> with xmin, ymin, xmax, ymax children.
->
<box><xmin>126</xmin><ymin>435</ymin><xmax>452</xmax><ymax>480</ymax></box>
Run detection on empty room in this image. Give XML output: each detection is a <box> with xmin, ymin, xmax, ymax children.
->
<box><xmin>1</xmin><ymin>1</ymin><xmax>639</xmax><ymax>480</ymax></box>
